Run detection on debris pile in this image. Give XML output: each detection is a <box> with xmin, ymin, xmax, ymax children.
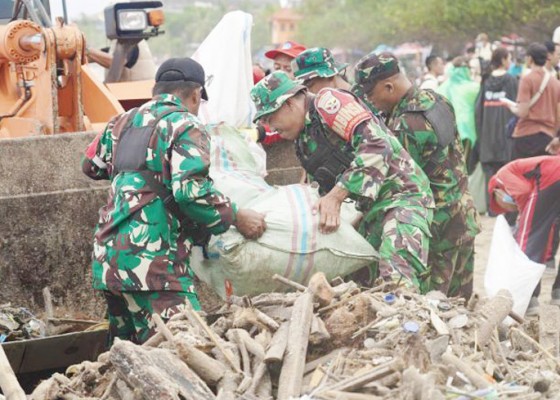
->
<box><xmin>22</xmin><ymin>273</ymin><xmax>560</xmax><ymax>399</ymax></box>
<box><xmin>0</xmin><ymin>305</ymin><xmax>46</xmax><ymax>342</ymax></box>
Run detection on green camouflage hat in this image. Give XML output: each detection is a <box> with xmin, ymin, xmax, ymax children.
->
<box><xmin>250</xmin><ymin>71</ymin><xmax>306</xmax><ymax>123</ymax></box>
<box><xmin>292</xmin><ymin>47</ymin><xmax>348</xmax><ymax>83</ymax></box>
<box><xmin>354</xmin><ymin>52</ymin><xmax>400</xmax><ymax>95</ymax></box>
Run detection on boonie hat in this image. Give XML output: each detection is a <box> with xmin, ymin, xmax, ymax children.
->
<box><xmin>354</xmin><ymin>52</ymin><xmax>400</xmax><ymax>95</ymax></box>
<box><xmin>292</xmin><ymin>47</ymin><xmax>348</xmax><ymax>83</ymax></box>
<box><xmin>265</xmin><ymin>41</ymin><xmax>306</xmax><ymax>60</ymax></box>
<box><xmin>250</xmin><ymin>71</ymin><xmax>306</xmax><ymax>123</ymax></box>
<box><xmin>155</xmin><ymin>57</ymin><xmax>209</xmax><ymax>100</ymax></box>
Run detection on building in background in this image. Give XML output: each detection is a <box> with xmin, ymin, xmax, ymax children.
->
<box><xmin>270</xmin><ymin>8</ymin><xmax>302</xmax><ymax>45</ymax></box>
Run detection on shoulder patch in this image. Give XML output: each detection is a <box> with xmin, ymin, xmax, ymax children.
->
<box><xmin>315</xmin><ymin>89</ymin><xmax>371</xmax><ymax>141</ymax></box>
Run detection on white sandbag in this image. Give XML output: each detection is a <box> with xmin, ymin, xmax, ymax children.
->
<box><xmin>208</xmin><ymin>123</ymin><xmax>270</xmax><ymax>205</ymax></box>
<box><xmin>192</xmin><ymin>11</ymin><xmax>256</xmax><ymax>128</ymax></box>
<box><xmin>191</xmin><ymin>184</ymin><xmax>377</xmax><ymax>299</ymax></box>
<box><xmin>484</xmin><ymin>215</ymin><xmax>545</xmax><ymax>319</ymax></box>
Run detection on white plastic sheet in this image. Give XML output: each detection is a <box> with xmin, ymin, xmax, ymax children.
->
<box><xmin>192</xmin><ymin>11</ymin><xmax>256</xmax><ymax>128</ymax></box>
<box><xmin>484</xmin><ymin>215</ymin><xmax>545</xmax><ymax>318</ymax></box>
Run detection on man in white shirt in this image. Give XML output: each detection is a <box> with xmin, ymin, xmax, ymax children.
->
<box><xmin>420</xmin><ymin>55</ymin><xmax>445</xmax><ymax>91</ymax></box>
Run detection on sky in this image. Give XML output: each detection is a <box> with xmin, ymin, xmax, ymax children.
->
<box><xmin>50</xmin><ymin>0</ymin><xmax>113</xmax><ymax>21</ymax></box>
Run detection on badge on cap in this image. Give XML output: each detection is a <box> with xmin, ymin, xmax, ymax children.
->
<box><xmin>282</xmin><ymin>42</ymin><xmax>292</xmax><ymax>49</ymax></box>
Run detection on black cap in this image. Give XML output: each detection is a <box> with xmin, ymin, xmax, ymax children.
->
<box><xmin>155</xmin><ymin>57</ymin><xmax>208</xmax><ymax>100</ymax></box>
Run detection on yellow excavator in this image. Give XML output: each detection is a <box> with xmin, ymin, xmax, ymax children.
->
<box><xmin>0</xmin><ymin>0</ymin><xmax>164</xmax><ymax>376</ymax></box>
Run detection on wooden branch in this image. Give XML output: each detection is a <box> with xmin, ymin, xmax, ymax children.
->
<box><xmin>216</xmin><ymin>371</ymin><xmax>239</xmax><ymax>400</ymax></box>
<box><xmin>0</xmin><ymin>343</ymin><xmax>26</xmax><ymax>400</ymax></box>
<box><xmin>226</xmin><ymin>329</ymin><xmax>266</xmax><ymax>360</ymax></box>
<box><xmin>272</xmin><ymin>273</ymin><xmax>307</xmax><ymax>291</ymax></box>
<box><xmin>317</xmin><ymin>359</ymin><xmax>403</xmax><ymax>393</ymax></box>
<box><xmin>277</xmin><ymin>291</ymin><xmax>314</xmax><ymax>400</ymax></box>
<box><xmin>183</xmin><ymin>301</ymin><xmax>242</xmax><ymax>374</ymax></box>
<box><xmin>153</xmin><ymin>313</ymin><xmax>227</xmax><ymax>386</ymax></box>
<box><xmin>110</xmin><ymin>339</ymin><xmax>216</xmax><ymax>400</ymax></box>
<box><xmin>441</xmin><ymin>352</ymin><xmax>491</xmax><ymax>389</ymax></box>
<box><xmin>476</xmin><ymin>289</ymin><xmax>513</xmax><ymax>347</ymax></box>
<box><xmin>264</xmin><ymin>321</ymin><xmax>289</xmax><ymax>364</ymax></box>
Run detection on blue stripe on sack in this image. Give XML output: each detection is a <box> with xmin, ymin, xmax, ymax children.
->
<box><xmin>292</xmin><ymin>185</ymin><xmax>309</xmax><ymax>281</ymax></box>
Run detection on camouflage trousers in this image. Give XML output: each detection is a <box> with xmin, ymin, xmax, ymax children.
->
<box><xmin>428</xmin><ymin>203</ymin><xmax>479</xmax><ymax>299</ymax></box>
<box><xmin>103</xmin><ymin>290</ymin><xmax>201</xmax><ymax>345</ymax></box>
<box><xmin>359</xmin><ymin>207</ymin><xmax>433</xmax><ymax>293</ymax></box>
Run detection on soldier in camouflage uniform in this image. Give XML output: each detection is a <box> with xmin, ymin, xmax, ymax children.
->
<box><xmin>354</xmin><ymin>52</ymin><xmax>480</xmax><ymax>298</ymax></box>
<box><xmin>293</xmin><ymin>47</ymin><xmax>381</xmax><ymax>116</ymax></box>
<box><xmin>293</xmin><ymin>47</ymin><xmax>350</xmax><ymax>93</ymax></box>
<box><xmin>83</xmin><ymin>58</ymin><xmax>266</xmax><ymax>344</ymax></box>
<box><xmin>250</xmin><ymin>71</ymin><xmax>435</xmax><ymax>292</ymax></box>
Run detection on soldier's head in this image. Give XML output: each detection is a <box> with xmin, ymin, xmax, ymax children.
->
<box><xmin>251</xmin><ymin>71</ymin><xmax>308</xmax><ymax>141</ymax></box>
<box><xmin>354</xmin><ymin>52</ymin><xmax>411</xmax><ymax>114</ymax></box>
<box><xmin>265</xmin><ymin>41</ymin><xmax>307</xmax><ymax>79</ymax></box>
<box><xmin>153</xmin><ymin>57</ymin><xmax>209</xmax><ymax>115</ymax></box>
<box><xmin>292</xmin><ymin>47</ymin><xmax>349</xmax><ymax>94</ymax></box>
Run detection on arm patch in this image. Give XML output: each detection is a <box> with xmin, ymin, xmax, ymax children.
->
<box><xmin>315</xmin><ymin>89</ymin><xmax>372</xmax><ymax>141</ymax></box>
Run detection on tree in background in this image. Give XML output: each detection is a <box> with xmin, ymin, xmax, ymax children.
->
<box><xmin>298</xmin><ymin>0</ymin><xmax>560</xmax><ymax>55</ymax></box>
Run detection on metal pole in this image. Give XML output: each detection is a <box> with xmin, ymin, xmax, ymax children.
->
<box><xmin>61</xmin><ymin>0</ymin><xmax>68</xmax><ymax>23</ymax></box>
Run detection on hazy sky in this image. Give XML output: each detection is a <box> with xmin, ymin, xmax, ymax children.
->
<box><xmin>50</xmin><ymin>0</ymin><xmax>113</xmax><ymax>21</ymax></box>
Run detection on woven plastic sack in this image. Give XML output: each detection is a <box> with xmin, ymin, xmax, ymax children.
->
<box><xmin>484</xmin><ymin>215</ymin><xmax>545</xmax><ymax>318</ymax></box>
<box><xmin>191</xmin><ymin>184</ymin><xmax>378</xmax><ymax>298</ymax></box>
<box><xmin>208</xmin><ymin>123</ymin><xmax>270</xmax><ymax>205</ymax></box>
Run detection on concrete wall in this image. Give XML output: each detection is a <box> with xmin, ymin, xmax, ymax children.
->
<box><xmin>0</xmin><ymin>132</ymin><xmax>108</xmax><ymax>317</ymax></box>
<box><xmin>0</xmin><ymin>132</ymin><xmax>302</xmax><ymax>318</ymax></box>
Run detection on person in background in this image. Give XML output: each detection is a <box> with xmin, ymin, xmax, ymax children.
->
<box><xmin>475</xmin><ymin>33</ymin><xmax>494</xmax><ymax>62</ymax></box>
<box><xmin>544</xmin><ymin>41</ymin><xmax>560</xmax><ymax>80</ymax></box>
<box><xmin>475</xmin><ymin>47</ymin><xmax>518</xmax><ymax>213</ymax></box>
<box><xmin>489</xmin><ymin>155</ymin><xmax>560</xmax><ymax>315</ymax></box>
<box><xmin>421</xmin><ymin>55</ymin><xmax>445</xmax><ymax>91</ymax></box>
<box><xmin>506</xmin><ymin>43</ymin><xmax>560</xmax><ymax>160</ymax></box>
<box><xmin>265</xmin><ymin>41</ymin><xmax>306</xmax><ymax>79</ymax></box>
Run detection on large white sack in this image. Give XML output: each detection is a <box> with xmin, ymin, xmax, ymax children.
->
<box><xmin>191</xmin><ymin>184</ymin><xmax>378</xmax><ymax>299</ymax></box>
<box><xmin>208</xmin><ymin>123</ymin><xmax>269</xmax><ymax>206</ymax></box>
<box><xmin>192</xmin><ymin>11</ymin><xmax>256</xmax><ymax>128</ymax></box>
<box><xmin>484</xmin><ymin>215</ymin><xmax>545</xmax><ymax>319</ymax></box>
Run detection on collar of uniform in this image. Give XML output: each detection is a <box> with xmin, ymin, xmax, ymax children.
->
<box><xmin>390</xmin><ymin>85</ymin><xmax>426</xmax><ymax>117</ymax></box>
<box><xmin>153</xmin><ymin>93</ymin><xmax>189</xmax><ymax>111</ymax></box>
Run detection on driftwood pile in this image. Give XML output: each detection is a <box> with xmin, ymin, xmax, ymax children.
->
<box><xmin>12</xmin><ymin>273</ymin><xmax>560</xmax><ymax>399</ymax></box>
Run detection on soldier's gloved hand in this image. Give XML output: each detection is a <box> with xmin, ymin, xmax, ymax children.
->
<box><xmin>313</xmin><ymin>185</ymin><xmax>348</xmax><ymax>234</ymax></box>
<box><xmin>234</xmin><ymin>209</ymin><xmax>267</xmax><ymax>240</ymax></box>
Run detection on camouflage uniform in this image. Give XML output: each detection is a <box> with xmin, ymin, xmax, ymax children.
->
<box><xmin>354</xmin><ymin>53</ymin><xmax>480</xmax><ymax>298</ymax></box>
<box><xmin>83</xmin><ymin>94</ymin><xmax>236</xmax><ymax>343</ymax></box>
<box><xmin>251</xmin><ymin>72</ymin><xmax>435</xmax><ymax>292</ymax></box>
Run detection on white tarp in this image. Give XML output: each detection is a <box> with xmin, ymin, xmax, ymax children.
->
<box><xmin>192</xmin><ymin>11</ymin><xmax>256</xmax><ymax>128</ymax></box>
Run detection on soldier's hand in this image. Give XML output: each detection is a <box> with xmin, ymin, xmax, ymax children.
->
<box><xmin>234</xmin><ymin>209</ymin><xmax>267</xmax><ymax>240</ymax></box>
<box><xmin>313</xmin><ymin>186</ymin><xmax>348</xmax><ymax>234</ymax></box>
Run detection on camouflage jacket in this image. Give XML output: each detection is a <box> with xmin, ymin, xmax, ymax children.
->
<box><xmin>82</xmin><ymin>94</ymin><xmax>236</xmax><ymax>292</ymax></box>
<box><xmin>299</xmin><ymin>88</ymin><xmax>435</xmax><ymax>232</ymax></box>
<box><xmin>385</xmin><ymin>87</ymin><xmax>480</xmax><ymax>238</ymax></box>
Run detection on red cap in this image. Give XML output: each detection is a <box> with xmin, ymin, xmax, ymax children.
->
<box><xmin>265</xmin><ymin>41</ymin><xmax>306</xmax><ymax>60</ymax></box>
<box><xmin>253</xmin><ymin>65</ymin><xmax>265</xmax><ymax>84</ymax></box>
